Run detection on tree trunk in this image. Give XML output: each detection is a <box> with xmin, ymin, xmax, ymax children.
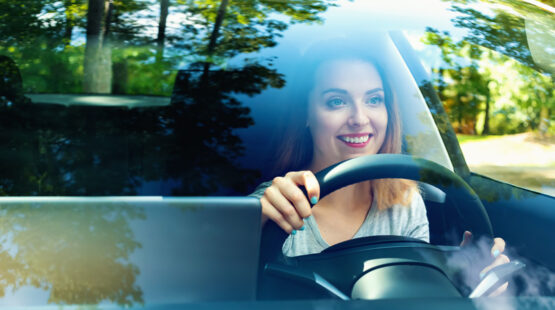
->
<box><xmin>456</xmin><ymin>95</ymin><xmax>463</xmax><ymax>133</ymax></box>
<box><xmin>156</xmin><ymin>0</ymin><xmax>170</xmax><ymax>63</ymax></box>
<box><xmin>539</xmin><ymin>106</ymin><xmax>549</xmax><ymax>137</ymax></box>
<box><xmin>83</xmin><ymin>0</ymin><xmax>113</xmax><ymax>94</ymax></box>
<box><xmin>203</xmin><ymin>0</ymin><xmax>229</xmax><ymax>75</ymax></box>
<box><xmin>63</xmin><ymin>0</ymin><xmax>76</xmax><ymax>46</ymax></box>
<box><xmin>482</xmin><ymin>88</ymin><xmax>491</xmax><ymax>135</ymax></box>
<box><xmin>64</xmin><ymin>23</ymin><xmax>73</xmax><ymax>46</ymax></box>
<box><xmin>207</xmin><ymin>0</ymin><xmax>229</xmax><ymax>55</ymax></box>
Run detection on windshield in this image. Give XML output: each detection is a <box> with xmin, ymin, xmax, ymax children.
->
<box><xmin>0</xmin><ymin>0</ymin><xmax>554</xmax><ymax>307</ymax></box>
<box><xmin>2</xmin><ymin>0</ymin><xmax>553</xmax><ymax>197</ymax></box>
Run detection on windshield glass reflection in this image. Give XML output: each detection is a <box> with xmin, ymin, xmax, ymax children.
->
<box><xmin>0</xmin><ymin>0</ymin><xmax>553</xmax><ymax>305</ymax></box>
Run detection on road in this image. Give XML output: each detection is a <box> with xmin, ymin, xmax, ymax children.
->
<box><xmin>459</xmin><ymin>133</ymin><xmax>555</xmax><ymax>196</ymax></box>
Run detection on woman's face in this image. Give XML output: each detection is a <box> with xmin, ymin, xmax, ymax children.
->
<box><xmin>307</xmin><ymin>59</ymin><xmax>388</xmax><ymax>170</ymax></box>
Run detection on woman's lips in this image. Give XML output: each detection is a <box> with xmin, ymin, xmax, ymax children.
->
<box><xmin>337</xmin><ymin>133</ymin><xmax>372</xmax><ymax>148</ymax></box>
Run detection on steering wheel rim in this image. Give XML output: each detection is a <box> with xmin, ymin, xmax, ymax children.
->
<box><xmin>313</xmin><ymin>153</ymin><xmax>493</xmax><ymax>239</ymax></box>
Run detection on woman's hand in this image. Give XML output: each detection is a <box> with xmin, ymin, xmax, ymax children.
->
<box><xmin>460</xmin><ymin>231</ymin><xmax>510</xmax><ymax>296</ymax></box>
<box><xmin>260</xmin><ymin>171</ymin><xmax>320</xmax><ymax>234</ymax></box>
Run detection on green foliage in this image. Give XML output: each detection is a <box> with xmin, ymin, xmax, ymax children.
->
<box><xmin>112</xmin><ymin>47</ymin><xmax>177</xmax><ymax>96</ymax></box>
<box><xmin>176</xmin><ymin>0</ymin><xmax>336</xmax><ymax>60</ymax></box>
<box><xmin>1</xmin><ymin>0</ymin><xmax>335</xmax><ymax>95</ymax></box>
<box><xmin>423</xmin><ymin>14</ymin><xmax>554</xmax><ymax>136</ymax></box>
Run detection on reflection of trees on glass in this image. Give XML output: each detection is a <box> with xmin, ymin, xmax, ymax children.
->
<box><xmin>172</xmin><ymin>0</ymin><xmax>334</xmax><ymax>58</ymax></box>
<box><xmin>0</xmin><ymin>56</ymin><xmax>29</xmax><ymax>106</ymax></box>
<box><xmin>421</xmin><ymin>1</ymin><xmax>554</xmax><ymax>196</ymax></box>
<box><xmin>83</xmin><ymin>0</ymin><xmax>113</xmax><ymax>93</ymax></box>
<box><xmin>449</xmin><ymin>1</ymin><xmax>553</xmax><ymax>135</ymax></box>
<box><xmin>422</xmin><ymin>29</ymin><xmax>490</xmax><ymax>135</ymax></box>
<box><xmin>0</xmin><ymin>0</ymin><xmax>337</xmax><ymax>196</ymax></box>
<box><xmin>84</xmin><ymin>0</ymin><xmax>153</xmax><ymax>93</ymax></box>
<box><xmin>165</xmin><ymin>62</ymin><xmax>285</xmax><ymax>195</ymax></box>
<box><xmin>0</xmin><ymin>203</ymin><xmax>145</xmax><ymax>306</ymax></box>
<box><xmin>422</xmin><ymin>1</ymin><xmax>554</xmax><ymax>137</ymax></box>
<box><xmin>0</xmin><ymin>64</ymin><xmax>279</xmax><ymax>196</ymax></box>
<box><xmin>0</xmin><ymin>0</ymin><xmax>159</xmax><ymax>95</ymax></box>
<box><xmin>449</xmin><ymin>2</ymin><xmax>534</xmax><ymax>65</ymax></box>
<box><xmin>0</xmin><ymin>0</ymin><xmax>335</xmax><ymax>95</ymax></box>
<box><xmin>152</xmin><ymin>0</ymin><xmax>334</xmax><ymax>194</ymax></box>
<box><xmin>0</xmin><ymin>102</ymin><xmax>162</xmax><ymax>195</ymax></box>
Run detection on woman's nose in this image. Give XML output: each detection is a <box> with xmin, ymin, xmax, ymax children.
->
<box><xmin>347</xmin><ymin>104</ymin><xmax>369</xmax><ymax>127</ymax></box>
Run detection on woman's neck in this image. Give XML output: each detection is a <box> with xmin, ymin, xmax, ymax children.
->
<box><xmin>319</xmin><ymin>181</ymin><xmax>373</xmax><ymax>213</ymax></box>
<box><xmin>312</xmin><ymin>181</ymin><xmax>373</xmax><ymax>246</ymax></box>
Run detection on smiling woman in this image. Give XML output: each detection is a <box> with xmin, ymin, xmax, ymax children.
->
<box><xmin>251</xmin><ymin>43</ymin><xmax>429</xmax><ymax>254</ymax></box>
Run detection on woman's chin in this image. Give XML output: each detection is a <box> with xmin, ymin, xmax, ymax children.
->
<box><xmin>340</xmin><ymin>151</ymin><xmax>377</xmax><ymax>161</ymax></box>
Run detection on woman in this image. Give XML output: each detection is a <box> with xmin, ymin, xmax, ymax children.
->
<box><xmin>251</xmin><ymin>51</ymin><xmax>508</xmax><ymax>291</ymax></box>
<box><xmin>252</xmin><ymin>57</ymin><xmax>429</xmax><ymax>256</ymax></box>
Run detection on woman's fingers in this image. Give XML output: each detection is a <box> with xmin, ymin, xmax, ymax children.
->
<box><xmin>260</xmin><ymin>196</ymin><xmax>294</xmax><ymax>233</ymax></box>
<box><xmin>300</xmin><ymin>171</ymin><xmax>320</xmax><ymax>205</ymax></box>
<box><xmin>285</xmin><ymin>171</ymin><xmax>320</xmax><ymax>205</ymax></box>
<box><xmin>261</xmin><ymin>171</ymin><xmax>319</xmax><ymax>233</ymax></box>
<box><xmin>459</xmin><ymin>230</ymin><xmax>472</xmax><ymax>247</ymax></box>
<box><xmin>276</xmin><ymin>175</ymin><xmax>312</xmax><ymax>219</ymax></box>
<box><xmin>491</xmin><ymin>237</ymin><xmax>506</xmax><ymax>258</ymax></box>
<box><xmin>264</xmin><ymin>182</ymin><xmax>306</xmax><ymax>230</ymax></box>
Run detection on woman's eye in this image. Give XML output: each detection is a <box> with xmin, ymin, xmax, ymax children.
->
<box><xmin>326</xmin><ymin>98</ymin><xmax>346</xmax><ymax>107</ymax></box>
<box><xmin>366</xmin><ymin>95</ymin><xmax>384</xmax><ymax>106</ymax></box>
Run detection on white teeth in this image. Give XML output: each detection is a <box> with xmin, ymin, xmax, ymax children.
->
<box><xmin>341</xmin><ymin>135</ymin><xmax>369</xmax><ymax>144</ymax></box>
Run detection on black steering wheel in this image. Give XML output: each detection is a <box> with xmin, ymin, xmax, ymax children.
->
<box><xmin>313</xmin><ymin>153</ymin><xmax>493</xmax><ymax>239</ymax></box>
<box><xmin>257</xmin><ymin>154</ymin><xmax>493</xmax><ymax>300</ymax></box>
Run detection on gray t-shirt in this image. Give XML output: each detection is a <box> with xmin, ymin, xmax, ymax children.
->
<box><xmin>250</xmin><ymin>181</ymin><xmax>430</xmax><ymax>257</ymax></box>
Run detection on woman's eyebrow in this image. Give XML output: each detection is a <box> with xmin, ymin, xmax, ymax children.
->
<box><xmin>321</xmin><ymin>88</ymin><xmax>347</xmax><ymax>95</ymax></box>
<box><xmin>321</xmin><ymin>87</ymin><xmax>384</xmax><ymax>96</ymax></box>
<box><xmin>366</xmin><ymin>88</ymin><xmax>384</xmax><ymax>95</ymax></box>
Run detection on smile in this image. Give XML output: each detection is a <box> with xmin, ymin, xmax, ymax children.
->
<box><xmin>337</xmin><ymin>134</ymin><xmax>372</xmax><ymax>147</ymax></box>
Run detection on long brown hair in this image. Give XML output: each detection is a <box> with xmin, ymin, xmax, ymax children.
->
<box><xmin>274</xmin><ymin>46</ymin><xmax>417</xmax><ymax>210</ymax></box>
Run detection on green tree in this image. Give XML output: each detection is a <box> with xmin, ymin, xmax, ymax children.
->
<box><xmin>84</xmin><ymin>0</ymin><xmax>150</xmax><ymax>93</ymax></box>
<box><xmin>423</xmin><ymin>29</ymin><xmax>490</xmax><ymax>134</ymax></box>
<box><xmin>174</xmin><ymin>0</ymin><xmax>335</xmax><ymax>62</ymax></box>
<box><xmin>423</xmin><ymin>0</ymin><xmax>555</xmax><ymax>135</ymax></box>
<box><xmin>156</xmin><ymin>0</ymin><xmax>170</xmax><ymax>62</ymax></box>
<box><xmin>446</xmin><ymin>1</ymin><xmax>553</xmax><ymax>133</ymax></box>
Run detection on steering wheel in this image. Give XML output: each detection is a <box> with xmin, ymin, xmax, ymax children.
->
<box><xmin>313</xmin><ymin>153</ymin><xmax>493</xmax><ymax>239</ymax></box>
<box><xmin>257</xmin><ymin>154</ymin><xmax>494</xmax><ymax>300</ymax></box>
